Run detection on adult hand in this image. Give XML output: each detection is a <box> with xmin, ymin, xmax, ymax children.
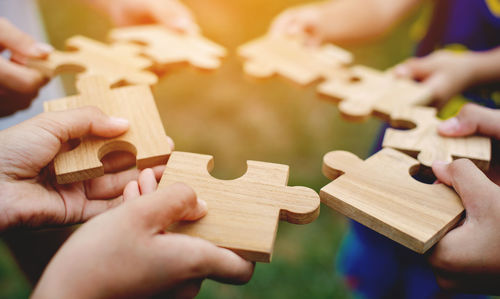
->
<box><xmin>0</xmin><ymin>18</ymin><xmax>52</xmax><ymax>116</ymax></box>
<box><xmin>0</xmin><ymin>106</ymin><xmax>173</xmax><ymax>232</ymax></box>
<box><xmin>32</xmin><ymin>183</ymin><xmax>254</xmax><ymax>299</ymax></box>
<box><xmin>394</xmin><ymin>50</ymin><xmax>476</xmax><ymax>105</ymax></box>
<box><xmin>89</xmin><ymin>0</ymin><xmax>199</xmax><ymax>33</ymax></box>
<box><xmin>429</xmin><ymin>104</ymin><xmax>500</xmax><ymax>293</ymax></box>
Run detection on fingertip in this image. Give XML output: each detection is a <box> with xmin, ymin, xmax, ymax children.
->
<box><xmin>167</xmin><ymin>136</ymin><xmax>175</xmax><ymax>151</ymax></box>
<box><xmin>393</xmin><ymin>64</ymin><xmax>411</xmax><ymax>78</ymax></box>
<box><xmin>432</xmin><ymin>161</ymin><xmax>451</xmax><ymax>185</ymax></box>
<box><xmin>438</xmin><ymin>117</ymin><xmax>460</xmax><ymax>136</ymax></box>
<box><xmin>197</xmin><ymin>198</ymin><xmax>208</xmax><ymax>215</ymax></box>
<box><xmin>152</xmin><ymin>165</ymin><xmax>166</xmax><ymax>180</ymax></box>
<box><xmin>138</xmin><ymin>168</ymin><xmax>158</xmax><ymax>195</ymax></box>
<box><xmin>108</xmin><ymin>116</ymin><xmax>130</xmax><ymax>131</ymax></box>
<box><xmin>123</xmin><ymin>180</ymin><xmax>140</xmax><ymax>201</ymax></box>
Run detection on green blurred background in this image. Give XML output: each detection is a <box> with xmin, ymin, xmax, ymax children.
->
<box><xmin>0</xmin><ymin>0</ymin><xmax>426</xmax><ymax>298</ymax></box>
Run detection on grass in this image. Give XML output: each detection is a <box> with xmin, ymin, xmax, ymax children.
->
<box><xmin>0</xmin><ymin>0</ymin><xmax>422</xmax><ymax>298</ymax></box>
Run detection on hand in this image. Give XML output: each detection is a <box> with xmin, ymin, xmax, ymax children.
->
<box><xmin>0</xmin><ymin>18</ymin><xmax>52</xmax><ymax>116</ymax></box>
<box><xmin>90</xmin><ymin>0</ymin><xmax>199</xmax><ymax>33</ymax></box>
<box><xmin>0</xmin><ymin>106</ymin><xmax>173</xmax><ymax>232</ymax></box>
<box><xmin>32</xmin><ymin>183</ymin><xmax>254</xmax><ymax>299</ymax></box>
<box><xmin>437</xmin><ymin>103</ymin><xmax>500</xmax><ymax>184</ymax></box>
<box><xmin>394</xmin><ymin>50</ymin><xmax>476</xmax><ymax>105</ymax></box>
<box><xmin>428</xmin><ymin>104</ymin><xmax>500</xmax><ymax>293</ymax></box>
<box><xmin>269</xmin><ymin>3</ymin><xmax>328</xmax><ymax>46</ymax></box>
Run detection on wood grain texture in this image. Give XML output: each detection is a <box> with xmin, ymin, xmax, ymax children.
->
<box><xmin>27</xmin><ymin>35</ymin><xmax>157</xmax><ymax>86</ymax></box>
<box><xmin>320</xmin><ymin>148</ymin><xmax>464</xmax><ymax>253</ymax></box>
<box><xmin>317</xmin><ymin>65</ymin><xmax>432</xmax><ymax>122</ymax></box>
<box><xmin>44</xmin><ymin>76</ymin><xmax>171</xmax><ymax>184</ymax></box>
<box><xmin>109</xmin><ymin>25</ymin><xmax>227</xmax><ymax>70</ymax></box>
<box><xmin>238</xmin><ymin>35</ymin><xmax>352</xmax><ymax>86</ymax></box>
<box><xmin>159</xmin><ymin>151</ymin><xmax>321</xmax><ymax>262</ymax></box>
<box><xmin>383</xmin><ymin>106</ymin><xmax>491</xmax><ymax>171</ymax></box>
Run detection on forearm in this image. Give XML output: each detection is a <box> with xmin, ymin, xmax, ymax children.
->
<box><xmin>467</xmin><ymin>47</ymin><xmax>500</xmax><ymax>86</ymax></box>
<box><xmin>320</xmin><ymin>0</ymin><xmax>422</xmax><ymax>44</ymax></box>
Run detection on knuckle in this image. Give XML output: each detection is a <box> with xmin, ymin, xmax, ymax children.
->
<box><xmin>448</xmin><ymin>159</ymin><xmax>472</xmax><ymax>175</ymax></box>
<box><xmin>458</xmin><ymin>103</ymin><xmax>477</xmax><ymax>118</ymax></box>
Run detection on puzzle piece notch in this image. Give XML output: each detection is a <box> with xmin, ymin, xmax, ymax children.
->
<box><xmin>238</xmin><ymin>35</ymin><xmax>353</xmax><ymax>86</ymax></box>
<box><xmin>318</xmin><ymin>65</ymin><xmax>432</xmax><ymax>122</ymax></box>
<box><xmin>44</xmin><ymin>76</ymin><xmax>171</xmax><ymax>184</ymax></box>
<box><xmin>28</xmin><ymin>35</ymin><xmax>158</xmax><ymax>87</ymax></box>
<box><xmin>383</xmin><ymin>106</ymin><xmax>491</xmax><ymax>171</ymax></box>
<box><xmin>109</xmin><ymin>25</ymin><xmax>227</xmax><ymax>70</ymax></box>
<box><xmin>320</xmin><ymin>148</ymin><xmax>464</xmax><ymax>253</ymax></box>
<box><xmin>159</xmin><ymin>151</ymin><xmax>320</xmax><ymax>262</ymax></box>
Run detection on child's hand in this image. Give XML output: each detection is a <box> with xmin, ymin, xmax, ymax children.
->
<box><xmin>429</xmin><ymin>104</ymin><xmax>500</xmax><ymax>293</ymax></box>
<box><xmin>269</xmin><ymin>4</ymin><xmax>328</xmax><ymax>46</ymax></box>
<box><xmin>32</xmin><ymin>183</ymin><xmax>254</xmax><ymax>299</ymax></box>
<box><xmin>90</xmin><ymin>0</ymin><xmax>199</xmax><ymax>33</ymax></box>
<box><xmin>0</xmin><ymin>106</ymin><xmax>174</xmax><ymax>232</ymax></box>
<box><xmin>394</xmin><ymin>50</ymin><xmax>476</xmax><ymax>106</ymax></box>
<box><xmin>0</xmin><ymin>18</ymin><xmax>52</xmax><ymax>116</ymax></box>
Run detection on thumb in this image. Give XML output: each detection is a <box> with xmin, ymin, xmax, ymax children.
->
<box><xmin>432</xmin><ymin>159</ymin><xmax>497</xmax><ymax>217</ymax></box>
<box><xmin>32</xmin><ymin>106</ymin><xmax>129</xmax><ymax>144</ymax></box>
<box><xmin>393</xmin><ymin>57</ymin><xmax>433</xmax><ymax>81</ymax></box>
<box><xmin>133</xmin><ymin>183</ymin><xmax>208</xmax><ymax>230</ymax></box>
<box><xmin>438</xmin><ymin>104</ymin><xmax>500</xmax><ymax>139</ymax></box>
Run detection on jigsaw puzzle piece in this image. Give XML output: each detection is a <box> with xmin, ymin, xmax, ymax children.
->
<box><xmin>318</xmin><ymin>66</ymin><xmax>432</xmax><ymax>121</ymax></box>
<box><xmin>28</xmin><ymin>35</ymin><xmax>158</xmax><ymax>86</ymax></box>
<box><xmin>109</xmin><ymin>25</ymin><xmax>226</xmax><ymax>70</ymax></box>
<box><xmin>321</xmin><ymin>148</ymin><xmax>464</xmax><ymax>253</ymax></box>
<box><xmin>383</xmin><ymin>106</ymin><xmax>491</xmax><ymax>171</ymax></box>
<box><xmin>159</xmin><ymin>151</ymin><xmax>320</xmax><ymax>262</ymax></box>
<box><xmin>238</xmin><ymin>35</ymin><xmax>352</xmax><ymax>86</ymax></box>
<box><xmin>44</xmin><ymin>76</ymin><xmax>170</xmax><ymax>184</ymax></box>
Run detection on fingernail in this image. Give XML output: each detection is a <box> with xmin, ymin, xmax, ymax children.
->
<box><xmin>28</xmin><ymin>43</ymin><xmax>54</xmax><ymax>57</ymax></box>
<box><xmin>433</xmin><ymin>161</ymin><xmax>450</xmax><ymax>167</ymax></box>
<box><xmin>109</xmin><ymin>116</ymin><xmax>129</xmax><ymax>127</ymax></box>
<box><xmin>197</xmin><ymin>198</ymin><xmax>208</xmax><ymax>210</ymax></box>
<box><xmin>394</xmin><ymin>65</ymin><xmax>410</xmax><ymax>77</ymax></box>
<box><xmin>439</xmin><ymin>117</ymin><xmax>460</xmax><ymax>133</ymax></box>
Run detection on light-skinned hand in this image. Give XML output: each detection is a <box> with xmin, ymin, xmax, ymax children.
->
<box><xmin>429</xmin><ymin>104</ymin><xmax>500</xmax><ymax>293</ymax></box>
<box><xmin>32</xmin><ymin>182</ymin><xmax>254</xmax><ymax>299</ymax></box>
<box><xmin>89</xmin><ymin>0</ymin><xmax>199</xmax><ymax>33</ymax></box>
<box><xmin>0</xmin><ymin>18</ymin><xmax>52</xmax><ymax>116</ymax></box>
<box><xmin>0</xmin><ymin>106</ymin><xmax>173</xmax><ymax>232</ymax></box>
<box><xmin>394</xmin><ymin>50</ymin><xmax>477</xmax><ymax>105</ymax></box>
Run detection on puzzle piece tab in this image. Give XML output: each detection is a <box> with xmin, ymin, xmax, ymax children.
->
<box><xmin>238</xmin><ymin>35</ymin><xmax>353</xmax><ymax>86</ymax></box>
<box><xmin>109</xmin><ymin>25</ymin><xmax>227</xmax><ymax>70</ymax></box>
<box><xmin>320</xmin><ymin>148</ymin><xmax>464</xmax><ymax>253</ymax></box>
<box><xmin>383</xmin><ymin>106</ymin><xmax>491</xmax><ymax>171</ymax></box>
<box><xmin>28</xmin><ymin>35</ymin><xmax>157</xmax><ymax>86</ymax></box>
<box><xmin>159</xmin><ymin>151</ymin><xmax>321</xmax><ymax>262</ymax></box>
<box><xmin>44</xmin><ymin>76</ymin><xmax>171</xmax><ymax>184</ymax></box>
<box><xmin>318</xmin><ymin>65</ymin><xmax>432</xmax><ymax>122</ymax></box>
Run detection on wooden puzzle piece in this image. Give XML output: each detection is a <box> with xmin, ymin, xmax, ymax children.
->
<box><xmin>109</xmin><ymin>25</ymin><xmax>227</xmax><ymax>70</ymax></box>
<box><xmin>28</xmin><ymin>35</ymin><xmax>157</xmax><ymax>86</ymax></box>
<box><xmin>317</xmin><ymin>65</ymin><xmax>432</xmax><ymax>121</ymax></box>
<box><xmin>238</xmin><ymin>35</ymin><xmax>353</xmax><ymax>86</ymax></box>
<box><xmin>320</xmin><ymin>148</ymin><xmax>464</xmax><ymax>253</ymax></box>
<box><xmin>383</xmin><ymin>106</ymin><xmax>491</xmax><ymax>171</ymax></box>
<box><xmin>159</xmin><ymin>151</ymin><xmax>321</xmax><ymax>262</ymax></box>
<box><xmin>44</xmin><ymin>76</ymin><xmax>171</xmax><ymax>184</ymax></box>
